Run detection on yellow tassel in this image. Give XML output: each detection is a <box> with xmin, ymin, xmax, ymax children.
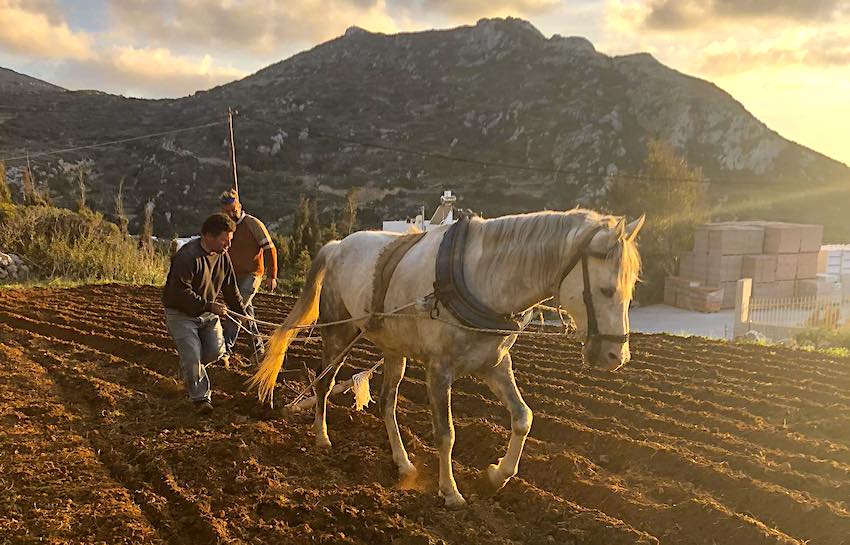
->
<box><xmin>350</xmin><ymin>370</ymin><xmax>375</xmax><ymax>411</ymax></box>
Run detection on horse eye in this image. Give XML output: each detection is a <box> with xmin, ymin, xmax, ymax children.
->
<box><xmin>600</xmin><ymin>287</ymin><xmax>615</xmax><ymax>298</ymax></box>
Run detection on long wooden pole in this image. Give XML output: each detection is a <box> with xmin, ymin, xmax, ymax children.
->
<box><xmin>227</xmin><ymin>107</ymin><xmax>239</xmax><ymax>195</ymax></box>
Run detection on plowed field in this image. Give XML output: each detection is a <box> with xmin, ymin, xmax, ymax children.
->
<box><xmin>1</xmin><ymin>284</ymin><xmax>849</xmax><ymax>545</ymax></box>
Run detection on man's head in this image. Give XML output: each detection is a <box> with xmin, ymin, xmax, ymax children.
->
<box><xmin>201</xmin><ymin>213</ymin><xmax>236</xmax><ymax>254</ymax></box>
<box><xmin>219</xmin><ymin>190</ymin><xmax>242</xmax><ymax>222</ymax></box>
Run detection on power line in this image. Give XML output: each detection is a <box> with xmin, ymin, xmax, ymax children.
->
<box><xmin>0</xmin><ymin>120</ymin><xmax>226</xmax><ymax>163</ymax></box>
<box><xmin>241</xmin><ymin>114</ymin><xmax>825</xmax><ymax>187</ymax></box>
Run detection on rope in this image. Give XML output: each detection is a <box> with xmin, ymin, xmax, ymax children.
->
<box><xmin>385</xmin><ymin>311</ymin><xmax>579</xmax><ymax>338</ymax></box>
<box><xmin>226</xmin><ymin>313</ymin><xmax>271</xmax><ymax>339</ymax></box>
<box><xmin>228</xmin><ymin>297</ymin><xmax>577</xmax><ymax>340</ymax></box>
<box><xmin>287</xmin><ymin>331</ymin><xmax>365</xmax><ymax>407</ymax></box>
<box><xmin>225</xmin><ymin>299</ymin><xmax>419</xmax><ymax>330</ymax></box>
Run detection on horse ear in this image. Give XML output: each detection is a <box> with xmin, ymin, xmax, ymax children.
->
<box><xmin>614</xmin><ymin>217</ymin><xmax>626</xmax><ymax>238</ymax></box>
<box><xmin>590</xmin><ymin>218</ymin><xmax>623</xmax><ymax>253</ymax></box>
<box><xmin>624</xmin><ymin>214</ymin><xmax>646</xmax><ymax>242</ymax></box>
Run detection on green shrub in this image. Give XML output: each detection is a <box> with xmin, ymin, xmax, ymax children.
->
<box><xmin>794</xmin><ymin>326</ymin><xmax>850</xmax><ymax>351</ymax></box>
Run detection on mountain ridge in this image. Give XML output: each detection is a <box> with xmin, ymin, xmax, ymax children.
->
<box><xmin>1</xmin><ymin>17</ymin><xmax>848</xmax><ymax>238</ymax></box>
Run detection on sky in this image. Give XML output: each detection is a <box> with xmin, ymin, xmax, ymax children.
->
<box><xmin>0</xmin><ymin>0</ymin><xmax>848</xmax><ymax>166</ymax></box>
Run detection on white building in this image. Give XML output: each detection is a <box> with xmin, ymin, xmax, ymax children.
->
<box><xmin>382</xmin><ymin>190</ymin><xmax>458</xmax><ymax>234</ymax></box>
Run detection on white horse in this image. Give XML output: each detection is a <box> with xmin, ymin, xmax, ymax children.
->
<box><xmin>249</xmin><ymin>209</ymin><xmax>644</xmax><ymax>507</ymax></box>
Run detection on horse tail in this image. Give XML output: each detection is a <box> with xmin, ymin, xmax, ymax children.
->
<box><xmin>247</xmin><ymin>240</ymin><xmax>340</xmax><ymax>405</ymax></box>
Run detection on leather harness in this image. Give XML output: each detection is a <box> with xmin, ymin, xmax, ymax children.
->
<box><xmin>433</xmin><ymin>213</ymin><xmax>519</xmax><ymax>332</ymax></box>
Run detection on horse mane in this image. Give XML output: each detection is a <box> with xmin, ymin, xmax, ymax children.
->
<box><xmin>611</xmin><ymin>228</ymin><xmax>642</xmax><ymax>300</ymax></box>
<box><xmin>475</xmin><ymin>209</ymin><xmax>641</xmax><ymax>300</ymax></box>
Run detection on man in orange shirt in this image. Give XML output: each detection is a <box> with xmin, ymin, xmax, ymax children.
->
<box><xmin>219</xmin><ymin>190</ymin><xmax>278</xmax><ymax>358</ymax></box>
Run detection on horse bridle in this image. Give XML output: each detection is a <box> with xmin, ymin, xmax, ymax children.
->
<box><xmin>555</xmin><ymin>226</ymin><xmax>630</xmax><ymax>362</ymax></box>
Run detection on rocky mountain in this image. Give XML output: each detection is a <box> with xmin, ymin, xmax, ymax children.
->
<box><xmin>0</xmin><ymin>67</ymin><xmax>65</xmax><ymax>95</ymax></box>
<box><xmin>1</xmin><ymin>18</ymin><xmax>848</xmax><ymax>238</ymax></box>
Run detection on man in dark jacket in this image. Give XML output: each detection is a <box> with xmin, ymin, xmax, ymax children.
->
<box><xmin>162</xmin><ymin>213</ymin><xmax>246</xmax><ymax>414</ymax></box>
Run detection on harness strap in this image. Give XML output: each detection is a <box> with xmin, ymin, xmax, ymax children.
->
<box><xmin>368</xmin><ymin>232</ymin><xmax>426</xmax><ymax>331</ymax></box>
<box><xmin>552</xmin><ymin>224</ymin><xmax>605</xmax><ymax>295</ymax></box>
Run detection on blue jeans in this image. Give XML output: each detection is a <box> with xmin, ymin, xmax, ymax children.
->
<box><xmin>164</xmin><ymin>308</ymin><xmax>225</xmax><ymax>402</ymax></box>
<box><xmin>223</xmin><ymin>274</ymin><xmax>263</xmax><ymax>354</ymax></box>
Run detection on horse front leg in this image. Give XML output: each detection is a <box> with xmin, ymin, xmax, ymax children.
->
<box><xmin>380</xmin><ymin>352</ymin><xmax>416</xmax><ymax>482</ymax></box>
<box><xmin>427</xmin><ymin>363</ymin><xmax>465</xmax><ymax>508</ymax></box>
<box><xmin>481</xmin><ymin>353</ymin><xmax>532</xmax><ymax>491</ymax></box>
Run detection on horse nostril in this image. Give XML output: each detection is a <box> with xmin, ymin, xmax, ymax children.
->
<box><xmin>607</xmin><ymin>351</ymin><xmax>620</xmax><ymax>363</ymax></box>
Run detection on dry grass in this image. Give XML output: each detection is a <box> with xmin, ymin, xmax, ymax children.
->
<box><xmin>0</xmin><ymin>204</ymin><xmax>168</xmax><ymax>285</ymax></box>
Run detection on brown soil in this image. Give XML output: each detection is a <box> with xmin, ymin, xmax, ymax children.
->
<box><xmin>1</xmin><ymin>284</ymin><xmax>849</xmax><ymax>545</ymax></box>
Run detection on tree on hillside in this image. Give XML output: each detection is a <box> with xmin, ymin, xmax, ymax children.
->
<box><xmin>268</xmin><ymin>232</ymin><xmax>290</xmax><ymax>279</ymax></box>
<box><xmin>21</xmin><ymin>160</ymin><xmax>47</xmax><ymax>206</ymax></box>
<box><xmin>341</xmin><ymin>187</ymin><xmax>361</xmax><ymax>235</ymax></box>
<box><xmin>139</xmin><ymin>199</ymin><xmax>155</xmax><ymax>251</ymax></box>
<box><xmin>114</xmin><ymin>178</ymin><xmax>129</xmax><ymax>236</ymax></box>
<box><xmin>324</xmin><ymin>220</ymin><xmax>339</xmax><ymax>243</ymax></box>
<box><xmin>290</xmin><ymin>194</ymin><xmax>308</xmax><ymax>254</ymax></box>
<box><xmin>77</xmin><ymin>169</ymin><xmax>88</xmax><ymax>213</ymax></box>
<box><xmin>0</xmin><ymin>161</ymin><xmax>11</xmax><ymax>204</ymax></box>
<box><xmin>306</xmin><ymin>198</ymin><xmax>321</xmax><ymax>255</ymax></box>
<box><xmin>606</xmin><ymin>139</ymin><xmax>708</xmax><ymax>304</ymax></box>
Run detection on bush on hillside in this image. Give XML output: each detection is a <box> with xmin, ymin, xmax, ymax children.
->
<box><xmin>605</xmin><ymin>140</ymin><xmax>708</xmax><ymax>304</ymax></box>
<box><xmin>0</xmin><ymin>203</ymin><xmax>168</xmax><ymax>284</ymax></box>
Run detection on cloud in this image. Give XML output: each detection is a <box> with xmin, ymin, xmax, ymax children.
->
<box><xmin>700</xmin><ymin>32</ymin><xmax>850</xmax><ymax>74</ymax></box>
<box><xmin>388</xmin><ymin>0</ymin><xmax>560</xmax><ymax>19</ymax></box>
<box><xmin>106</xmin><ymin>0</ymin><xmax>562</xmax><ymax>54</ymax></box>
<box><xmin>0</xmin><ymin>0</ymin><xmax>94</xmax><ymax>60</ymax></box>
<box><xmin>107</xmin><ymin>0</ymin><xmax>401</xmax><ymax>54</ymax></box>
<box><xmin>59</xmin><ymin>46</ymin><xmax>247</xmax><ymax>97</ymax></box>
<box><xmin>711</xmin><ymin>0</ymin><xmax>845</xmax><ymax>21</ymax></box>
<box><xmin>611</xmin><ymin>0</ymin><xmax>849</xmax><ymax>32</ymax></box>
<box><xmin>604</xmin><ymin>1</ymin><xmax>850</xmax><ymax>74</ymax></box>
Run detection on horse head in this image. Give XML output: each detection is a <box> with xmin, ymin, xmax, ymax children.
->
<box><xmin>558</xmin><ymin>214</ymin><xmax>644</xmax><ymax>371</ymax></box>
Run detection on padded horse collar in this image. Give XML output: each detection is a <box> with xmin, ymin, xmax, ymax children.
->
<box><xmin>434</xmin><ymin>213</ymin><xmax>520</xmax><ymax>332</ymax></box>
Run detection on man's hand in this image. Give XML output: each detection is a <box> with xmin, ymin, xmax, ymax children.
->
<box><xmin>264</xmin><ymin>277</ymin><xmax>277</xmax><ymax>291</ymax></box>
<box><xmin>210</xmin><ymin>302</ymin><xmax>228</xmax><ymax>316</ymax></box>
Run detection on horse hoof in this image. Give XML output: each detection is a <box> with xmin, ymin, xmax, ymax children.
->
<box><xmin>399</xmin><ymin>463</ymin><xmax>417</xmax><ymax>479</ymax></box>
<box><xmin>398</xmin><ymin>465</ymin><xmax>418</xmax><ymax>488</ymax></box>
<box><xmin>315</xmin><ymin>437</ymin><xmax>332</xmax><ymax>449</ymax></box>
<box><xmin>485</xmin><ymin>464</ymin><xmax>509</xmax><ymax>492</ymax></box>
<box><xmin>442</xmin><ymin>493</ymin><xmax>468</xmax><ymax>509</ymax></box>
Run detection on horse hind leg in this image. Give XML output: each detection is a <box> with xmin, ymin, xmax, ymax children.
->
<box><xmin>313</xmin><ymin>289</ymin><xmax>358</xmax><ymax>449</ymax></box>
<box><xmin>481</xmin><ymin>353</ymin><xmax>532</xmax><ymax>492</ymax></box>
<box><xmin>380</xmin><ymin>352</ymin><xmax>416</xmax><ymax>482</ymax></box>
<box><xmin>427</xmin><ymin>362</ymin><xmax>466</xmax><ymax>508</ymax></box>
